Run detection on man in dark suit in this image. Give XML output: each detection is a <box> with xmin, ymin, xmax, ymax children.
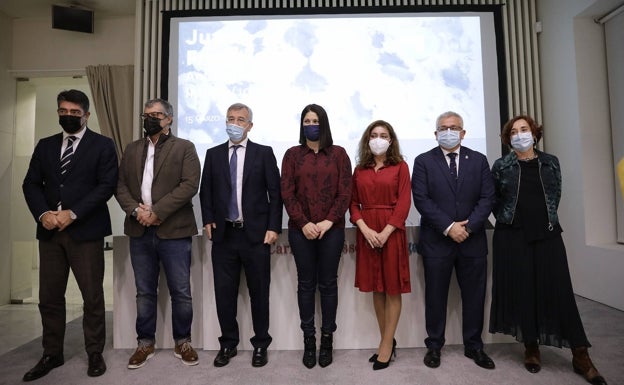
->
<box><xmin>115</xmin><ymin>98</ymin><xmax>201</xmax><ymax>369</ymax></box>
<box><xmin>412</xmin><ymin>111</ymin><xmax>496</xmax><ymax>370</ymax></box>
<box><xmin>22</xmin><ymin>89</ymin><xmax>118</xmax><ymax>381</ymax></box>
<box><xmin>200</xmin><ymin>103</ymin><xmax>282</xmax><ymax>368</ymax></box>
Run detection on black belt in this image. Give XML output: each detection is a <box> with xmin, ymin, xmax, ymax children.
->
<box><xmin>225</xmin><ymin>220</ymin><xmax>244</xmax><ymax>229</ymax></box>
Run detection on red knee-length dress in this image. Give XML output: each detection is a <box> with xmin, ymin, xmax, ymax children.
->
<box><xmin>350</xmin><ymin>161</ymin><xmax>411</xmax><ymax>295</ymax></box>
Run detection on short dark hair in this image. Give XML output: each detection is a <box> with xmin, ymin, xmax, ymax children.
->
<box><xmin>299</xmin><ymin>104</ymin><xmax>333</xmax><ymax>150</ymax></box>
<box><xmin>144</xmin><ymin>98</ymin><xmax>174</xmax><ymax>116</ymax></box>
<box><xmin>57</xmin><ymin>89</ymin><xmax>89</xmax><ymax>112</ymax></box>
<box><xmin>500</xmin><ymin>115</ymin><xmax>543</xmax><ymax>146</ymax></box>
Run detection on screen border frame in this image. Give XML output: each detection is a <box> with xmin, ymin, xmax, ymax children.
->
<box><xmin>160</xmin><ymin>4</ymin><xmax>508</xmax><ymax>155</ymax></box>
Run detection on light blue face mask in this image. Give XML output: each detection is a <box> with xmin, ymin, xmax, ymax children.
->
<box><xmin>511</xmin><ymin>131</ymin><xmax>534</xmax><ymax>152</ymax></box>
<box><xmin>437</xmin><ymin>129</ymin><xmax>461</xmax><ymax>150</ymax></box>
<box><xmin>226</xmin><ymin>124</ymin><xmax>245</xmax><ymax>142</ymax></box>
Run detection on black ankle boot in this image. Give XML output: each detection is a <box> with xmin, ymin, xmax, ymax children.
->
<box><xmin>302</xmin><ymin>336</ymin><xmax>316</xmax><ymax>369</ymax></box>
<box><xmin>318</xmin><ymin>333</ymin><xmax>333</xmax><ymax>368</ymax></box>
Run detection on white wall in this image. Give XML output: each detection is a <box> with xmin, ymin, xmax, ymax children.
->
<box><xmin>11</xmin><ymin>16</ymin><xmax>134</xmax><ymax>73</ymax></box>
<box><xmin>538</xmin><ymin>0</ymin><xmax>624</xmax><ymax>310</ymax></box>
<box><xmin>0</xmin><ymin>12</ymin><xmax>16</xmax><ymax>305</ymax></box>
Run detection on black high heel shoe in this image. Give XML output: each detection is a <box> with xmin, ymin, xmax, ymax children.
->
<box><xmin>373</xmin><ymin>357</ymin><xmax>390</xmax><ymax>370</ymax></box>
<box><xmin>368</xmin><ymin>338</ymin><xmax>397</xmax><ymax>363</ymax></box>
<box><xmin>372</xmin><ymin>345</ymin><xmax>397</xmax><ymax>370</ymax></box>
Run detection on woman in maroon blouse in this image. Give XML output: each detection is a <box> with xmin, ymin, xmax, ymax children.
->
<box><xmin>350</xmin><ymin>120</ymin><xmax>411</xmax><ymax>370</ymax></box>
<box><xmin>281</xmin><ymin>104</ymin><xmax>352</xmax><ymax>369</ymax></box>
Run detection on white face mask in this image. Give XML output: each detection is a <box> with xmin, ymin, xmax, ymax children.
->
<box><xmin>437</xmin><ymin>129</ymin><xmax>461</xmax><ymax>150</ymax></box>
<box><xmin>369</xmin><ymin>137</ymin><xmax>390</xmax><ymax>155</ymax></box>
<box><xmin>511</xmin><ymin>131</ymin><xmax>534</xmax><ymax>152</ymax></box>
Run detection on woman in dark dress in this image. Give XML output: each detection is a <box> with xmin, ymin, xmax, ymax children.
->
<box><xmin>489</xmin><ymin>115</ymin><xmax>607</xmax><ymax>385</ymax></box>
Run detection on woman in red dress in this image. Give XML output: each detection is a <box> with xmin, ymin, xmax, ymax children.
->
<box><xmin>350</xmin><ymin>120</ymin><xmax>411</xmax><ymax>370</ymax></box>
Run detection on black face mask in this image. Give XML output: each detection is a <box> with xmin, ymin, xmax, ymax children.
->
<box><xmin>59</xmin><ymin>115</ymin><xmax>83</xmax><ymax>134</ymax></box>
<box><xmin>143</xmin><ymin>116</ymin><xmax>164</xmax><ymax>136</ymax></box>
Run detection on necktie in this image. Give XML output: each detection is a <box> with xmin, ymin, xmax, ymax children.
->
<box><xmin>228</xmin><ymin>145</ymin><xmax>241</xmax><ymax>220</ymax></box>
<box><xmin>61</xmin><ymin>136</ymin><xmax>76</xmax><ymax>177</ymax></box>
<box><xmin>447</xmin><ymin>152</ymin><xmax>458</xmax><ymax>181</ymax></box>
<box><xmin>58</xmin><ymin>136</ymin><xmax>76</xmax><ymax>208</ymax></box>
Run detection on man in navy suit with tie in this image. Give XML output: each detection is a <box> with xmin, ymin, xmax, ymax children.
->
<box><xmin>412</xmin><ymin>111</ymin><xmax>495</xmax><ymax>370</ymax></box>
<box><xmin>200</xmin><ymin>103</ymin><xmax>282</xmax><ymax>368</ymax></box>
<box><xmin>22</xmin><ymin>89</ymin><xmax>118</xmax><ymax>381</ymax></box>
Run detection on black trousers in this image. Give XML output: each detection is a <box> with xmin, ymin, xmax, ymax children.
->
<box><xmin>38</xmin><ymin>231</ymin><xmax>105</xmax><ymax>356</ymax></box>
<box><xmin>212</xmin><ymin>226</ymin><xmax>272</xmax><ymax>349</ymax></box>
<box><xmin>422</xmin><ymin>250</ymin><xmax>487</xmax><ymax>351</ymax></box>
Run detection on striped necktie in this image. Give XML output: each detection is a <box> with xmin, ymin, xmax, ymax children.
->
<box><xmin>60</xmin><ymin>136</ymin><xmax>77</xmax><ymax>177</ymax></box>
<box><xmin>58</xmin><ymin>136</ymin><xmax>76</xmax><ymax>208</ymax></box>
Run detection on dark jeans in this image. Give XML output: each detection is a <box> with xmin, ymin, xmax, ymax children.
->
<box><xmin>289</xmin><ymin>227</ymin><xmax>344</xmax><ymax>337</ymax></box>
<box><xmin>38</xmin><ymin>231</ymin><xmax>105</xmax><ymax>356</ymax></box>
<box><xmin>130</xmin><ymin>227</ymin><xmax>193</xmax><ymax>345</ymax></box>
<box><xmin>212</xmin><ymin>226</ymin><xmax>272</xmax><ymax>349</ymax></box>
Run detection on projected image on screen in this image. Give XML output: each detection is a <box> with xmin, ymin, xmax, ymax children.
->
<box><xmin>167</xmin><ymin>11</ymin><xmax>502</xmax><ymax>225</ymax></box>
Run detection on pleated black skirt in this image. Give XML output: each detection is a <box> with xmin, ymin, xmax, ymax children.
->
<box><xmin>489</xmin><ymin>226</ymin><xmax>590</xmax><ymax>348</ymax></box>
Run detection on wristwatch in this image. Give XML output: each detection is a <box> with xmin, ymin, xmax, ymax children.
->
<box><xmin>131</xmin><ymin>207</ymin><xmax>139</xmax><ymax>217</ymax></box>
<box><xmin>69</xmin><ymin>210</ymin><xmax>77</xmax><ymax>220</ymax></box>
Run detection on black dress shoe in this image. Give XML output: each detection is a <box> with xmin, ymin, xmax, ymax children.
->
<box><xmin>423</xmin><ymin>348</ymin><xmax>441</xmax><ymax>368</ymax></box>
<box><xmin>214</xmin><ymin>347</ymin><xmax>237</xmax><ymax>367</ymax></box>
<box><xmin>87</xmin><ymin>352</ymin><xmax>107</xmax><ymax>377</ymax></box>
<box><xmin>251</xmin><ymin>347</ymin><xmax>268</xmax><ymax>367</ymax></box>
<box><xmin>464</xmin><ymin>348</ymin><xmax>495</xmax><ymax>369</ymax></box>
<box><xmin>23</xmin><ymin>355</ymin><xmax>64</xmax><ymax>382</ymax></box>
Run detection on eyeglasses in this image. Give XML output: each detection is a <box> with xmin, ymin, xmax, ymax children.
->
<box><xmin>436</xmin><ymin>125</ymin><xmax>463</xmax><ymax>132</ymax></box>
<box><xmin>57</xmin><ymin>108</ymin><xmax>84</xmax><ymax>117</ymax></box>
<box><xmin>140</xmin><ymin>112</ymin><xmax>168</xmax><ymax>120</ymax></box>
<box><xmin>227</xmin><ymin>117</ymin><xmax>248</xmax><ymax>125</ymax></box>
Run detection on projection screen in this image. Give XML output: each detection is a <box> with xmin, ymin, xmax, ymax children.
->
<box><xmin>162</xmin><ymin>7</ymin><xmax>506</xmax><ymax>227</ymax></box>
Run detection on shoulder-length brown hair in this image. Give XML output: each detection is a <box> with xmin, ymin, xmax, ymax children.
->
<box><xmin>356</xmin><ymin>120</ymin><xmax>403</xmax><ymax>168</ymax></box>
<box><xmin>500</xmin><ymin>115</ymin><xmax>543</xmax><ymax>147</ymax></box>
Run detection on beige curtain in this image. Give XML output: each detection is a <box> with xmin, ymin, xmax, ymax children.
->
<box><xmin>86</xmin><ymin>65</ymin><xmax>134</xmax><ymax>158</ymax></box>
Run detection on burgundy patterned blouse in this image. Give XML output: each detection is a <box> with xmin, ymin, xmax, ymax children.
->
<box><xmin>281</xmin><ymin>144</ymin><xmax>352</xmax><ymax>230</ymax></box>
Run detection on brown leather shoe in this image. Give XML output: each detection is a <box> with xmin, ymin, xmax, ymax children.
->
<box><xmin>128</xmin><ymin>344</ymin><xmax>155</xmax><ymax>369</ymax></box>
<box><xmin>174</xmin><ymin>341</ymin><xmax>198</xmax><ymax>366</ymax></box>
<box><xmin>524</xmin><ymin>342</ymin><xmax>541</xmax><ymax>373</ymax></box>
<box><xmin>572</xmin><ymin>346</ymin><xmax>607</xmax><ymax>385</ymax></box>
